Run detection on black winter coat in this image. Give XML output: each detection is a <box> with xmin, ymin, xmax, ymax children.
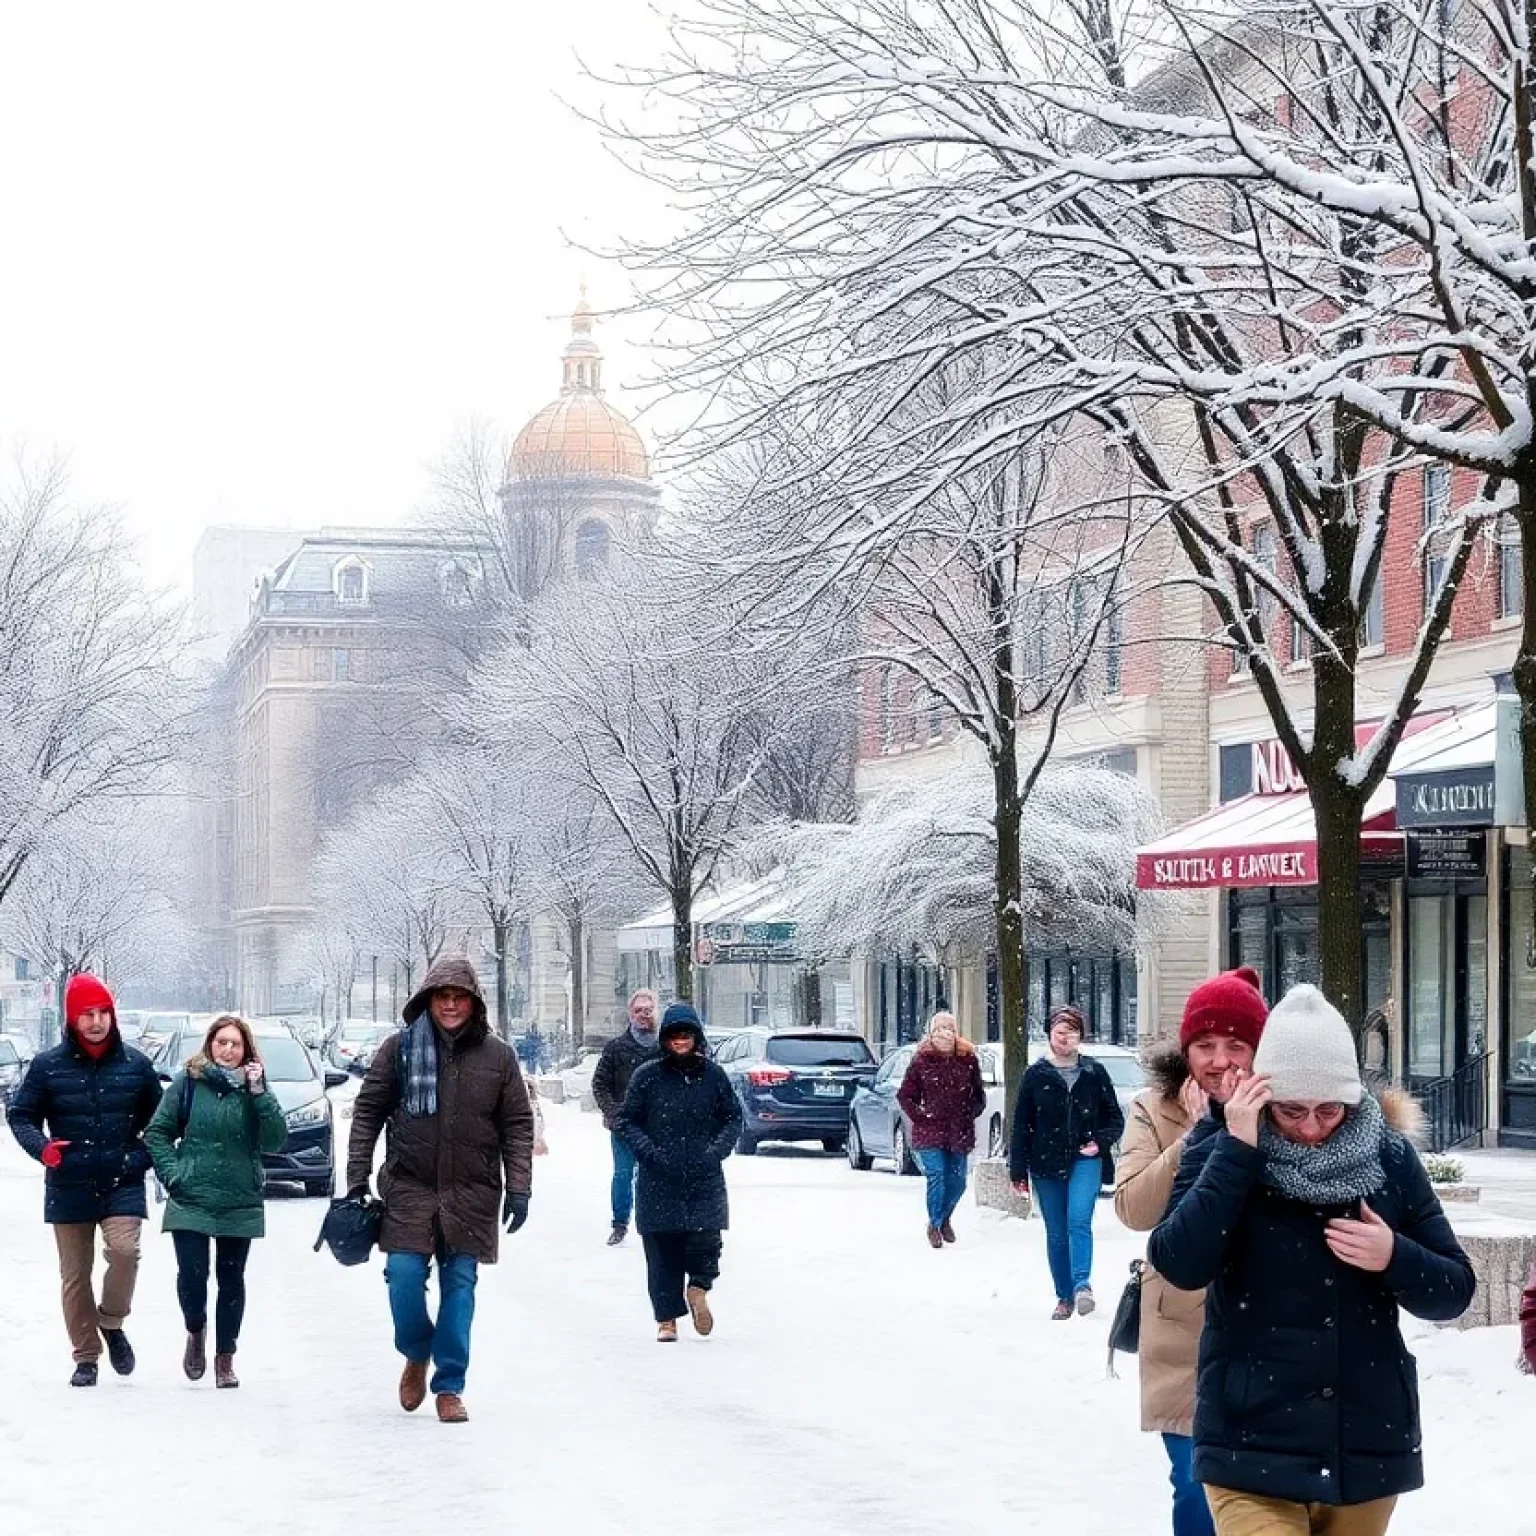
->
<box><xmin>1008</xmin><ymin>1055</ymin><xmax>1125</xmax><ymax>1186</ymax></box>
<box><xmin>618</xmin><ymin>1027</ymin><xmax>743</xmax><ymax>1235</ymax></box>
<box><xmin>7</xmin><ymin>1032</ymin><xmax>163</xmax><ymax>1223</ymax></box>
<box><xmin>1148</xmin><ymin>1122</ymin><xmax>1475</xmax><ymax>1507</ymax></box>
<box><xmin>592</xmin><ymin>1030</ymin><xmax>661</xmax><ymax>1128</ymax></box>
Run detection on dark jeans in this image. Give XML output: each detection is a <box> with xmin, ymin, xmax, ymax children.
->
<box><xmin>384</xmin><ymin>1250</ymin><xmax>478</xmax><ymax>1396</ymax></box>
<box><xmin>1033</xmin><ymin>1153</ymin><xmax>1102</xmax><ymax>1302</ymax></box>
<box><xmin>915</xmin><ymin>1148</ymin><xmax>969</xmax><ymax>1229</ymax></box>
<box><xmin>611</xmin><ymin>1132</ymin><xmax>638</xmax><ymax>1226</ymax></box>
<box><xmin>642</xmin><ymin>1231</ymin><xmax>723</xmax><ymax>1322</ymax></box>
<box><xmin>171</xmin><ymin>1231</ymin><xmax>252</xmax><ymax>1355</ymax></box>
<box><xmin>1162</xmin><ymin>1434</ymin><xmax>1216</xmax><ymax>1536</ymax></box>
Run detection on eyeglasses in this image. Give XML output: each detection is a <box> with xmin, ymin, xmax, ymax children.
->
<box><xmin>1269</xmin><ymin>1102</ymin><xmax>1347</xmax><ymax>1130</ymax></box>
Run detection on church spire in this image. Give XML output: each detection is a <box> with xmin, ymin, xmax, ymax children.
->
<box><xmin>561</xmin><ymin>283</ymin><xmax>602</xmax><ymax>395</ymax></box>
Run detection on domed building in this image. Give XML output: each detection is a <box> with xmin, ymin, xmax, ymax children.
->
<box><xmin>501</xmin><ymin>290</ymin><xmax>660</xmax><ymax>579</ymax></box>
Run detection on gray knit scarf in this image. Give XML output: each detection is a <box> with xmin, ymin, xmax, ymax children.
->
<box><xmin>203</xmin><ymin>1064</ymin><xmax>246</xmax><ymax>1094</ymax></box>
<box><xmin>402</xmin><ymin>1018</ymin><xmax>438</xmax><ymax>1119</ymax></box>
<box><xmin>1259</xmin><ymin>1093</ymin><xmax>1387</xmax><ymax>1205</ymax></box>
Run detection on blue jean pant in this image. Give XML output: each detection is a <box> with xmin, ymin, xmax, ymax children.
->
<box><xmin>1032</xmin><ymin>1154</ymin><xmax>1102</xmax><ymax>1301</ymax></box>
<box><xmin>1161</xmin><ymin>1434</ymin><xmax>1215</xmax><ymax>1536</ymax></box>
<box><xmin>915</xmin><ymin>1148</ymin><xmax>969</xmax><ymax>1229</ymax></box>
<box><xmin>384</xmin><ymin>1250</ymin><xmax>478</xmax><ymax>1396</ymax></box>
<box><xmin>611</xmin><ymin>1132</ymin><xmax>638</xmax><ymax>1225</ymax></box>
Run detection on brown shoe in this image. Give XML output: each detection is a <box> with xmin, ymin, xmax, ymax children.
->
<box><xmin>1052</xmin><ymin>1300</ymin><xmax>1074</xmax><ymax>1320</ymax></box>
<box><xmin>399</xmin><ymin>1359</ymin><xmax>428</xmax><ymax>1413</ymax></box>
<box><xmin>926</xmin><ymin>1224</ymin><xmax>943</xmax><ymax>1249</ymax></box>
<box><xmin>435</xmin><ymin>1392</ymin><xmax>469</xmax><ymax>1423</ymax></box>
<box><xmin>940</xmin><ymin>1220</ymin><xmax>957</xmax><ymax>1244</ymax></box>
<box><xmin>214</xmin><ymin>1352</ymin><xmax>239</xmax><ymax>1389</ymax></box>
<box><xmin>183</xmin><ymin>1329</ymin><xmax>206</xmax><ymax>1382</ymax></box>
<box><xmin>656</xmin><ymin>1320</ymin><xmax>679</xmax><ymax>1343</ymax></box>
<box><xmin>686</xmin><ymin>1285</ymin><xmax>714</xmax><ymax>1337</ymax></box>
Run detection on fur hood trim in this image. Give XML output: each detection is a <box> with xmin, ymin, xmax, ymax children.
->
<box><xmin>1378</xmin><ymin>1087</ymin><xmax>1426</xmax><ymax>1147</ymax></box>
<box><xmin>918</xmin><ymin>1035</ymin><xmax>977</xmax><ymax>1058</ymax></box>
<box><xmin>1142</xmin><ymin>1043</ymin><xmax>1190</xmax><ymax>1101</ymax></box>
<box><xmin>185</xmin><ymin>1052</ymin><xmax>210</xmax><ymax>1080</ymax></box>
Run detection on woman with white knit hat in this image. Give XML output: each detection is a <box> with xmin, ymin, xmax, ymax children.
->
<box><xmin>1148</xmin><ymin>984</ymin><xmax>1475</xmax><ymax>1536</ymax></box>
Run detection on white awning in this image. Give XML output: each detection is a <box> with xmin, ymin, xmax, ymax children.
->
<box><xmin>615</xmin><ymin>872</ymin><xmax>792</xmax><ymax>952</ymax></box>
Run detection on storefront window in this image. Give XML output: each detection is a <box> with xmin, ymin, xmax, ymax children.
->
<box><xmin>1409</xmin><ymin>894</ymin><xmax>1450</xmax><ymax>1079</ymax></box>
<box><xmin>1501</xmin><ymin>848</ymin><xmax>1536</xmax><ymax>1143</ymax></box>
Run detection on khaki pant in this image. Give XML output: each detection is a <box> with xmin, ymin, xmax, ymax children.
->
<box><xmin>53</xmin><ymin>1218</ymin><xmax>142</xmax><ymax>1362</ymax></box>
<box><xmin>1206</xmin><ymin>1488</ymin><xmax>1397</xmax><ymax>1536</ymax></box>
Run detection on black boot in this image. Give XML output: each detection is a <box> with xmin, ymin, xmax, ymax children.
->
<box><xmin>607</xmin><ymin>1223</ymin><xmax>628</xmax><ymax>1247</ymax></box>
<box><xmin>184</xmin><ymin>1329</ymin><xmax>207</xmax><ymax>1381</ymax></box>
<box><xmin>102</xmin><ymin>1328</ymin><xmax>135</xmax><ymax>1376</ymax></box>
<box><xmin>70</xmin><ymin>1362</ymin><xmax>99</xmax><ymax>1388</ymax></box>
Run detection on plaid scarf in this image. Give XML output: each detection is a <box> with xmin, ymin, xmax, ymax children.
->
<box><xmin>1259</xmin><ymin>1093</ymin><xmax>1387</xmax><ymax>1205</ymax></box>
<box><xmin>402</xmin><ymin>1018</ymin><xmax>439</xmax><ymax>1119</ymax></box>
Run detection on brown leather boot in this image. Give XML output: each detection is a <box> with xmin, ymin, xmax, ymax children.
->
<box><xmin>399</xmin><ymin>1359</ymin><xmax>428</xmax><ymax>1413</ymax></box>
<box><xmin>183</xmin><ymin>1329</ymin><xmax>207</xmax><ymax>1382</ymax></box>
<box><xmin>940</xmin><ymin>1220</ymin><xmax>957</xmax><ymax>1244</ymax></box>
<box><xmin>926</xmin><ymin>1225</ymin><xmax>943</xmax><ymax>1249</ymax></box>
<box><xmin>214</xmin><ymin>1353</ymin><xmax>239</xmax><ymax>1389</ymax></box>
<box><xmin>436</xmin><ymin>1392</ymin><xmax>469</xmax><ymax>1423</ymax></box>
<box><xmin>656</xmin><ymin>1320</ymin><xmax>679</xmax><ymax>1343</ymax></box>
<box><xmin>686</xmin><ymin>1286</ymin><xmax>714</xmax><ymax>1337</ymax></box>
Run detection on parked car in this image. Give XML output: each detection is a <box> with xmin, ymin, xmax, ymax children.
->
<box><xmin>150</xmin><ymin>1021</ymin><xmax>348</xmax><ymax>1197</ymax></box>
<box><xmin>135</xmin><ymin>1010</ymin><xmax>197</xmax><ymax>1057</ymax></box>
<box><xmin>329</xmin><ymin>1019</ymin><xmax>396</xmax><ymax>1076</ymax></box>
<box><xmin>0</xmin><ymin>1034</ymin><xmax>34</xmax><ymax>1108</ymax></box>
<box><xmin>716</xmin><ymin>1028</ymin><xmax>878</xmax><ymax>1155</ymax></box>
<box><xmin>1027</xmin><ymin>1039</ymin><xmax>1147</xmax><ymax>1120</ymax></box>
<box><xmin>846</xmin><ymin>1042</ymin><xmax>1007</xmax><ymax>1175</ymax></box>
<box><xmin>703</xmin><ymin>1027</ymin><xmax>738</xmax><ymax>1057</ymax></box>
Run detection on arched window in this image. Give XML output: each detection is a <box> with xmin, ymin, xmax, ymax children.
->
<box><xmin>334</xmin><ymin>557</ymin><xmax>369</xmax><ymax>606</ymax></box>
<box><xmin>440</xmin><ymin>560</ymin><xmax>475</xmax><ymax>608</ymax></box>
<box><xmin>575</xmin><ymin>520</ymin><xmax>611</xmax><ymax>579</ymax></box>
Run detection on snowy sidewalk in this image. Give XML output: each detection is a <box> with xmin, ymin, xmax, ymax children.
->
<box><xmin>1</xmin><ymin>1106</ymin><xmax>1532</xmax><ymax>1536</ymax></box>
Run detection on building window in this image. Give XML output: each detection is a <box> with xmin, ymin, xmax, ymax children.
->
<box><xmin>1423</xmin><ymin>465</ymin><xmax>1451</xmax><ymax>617</ymax></box>
<box><xmin>926</xmin><ymin>689</ymin><xmax>944</xmax><ymax>743</ymax></box>
<box><xmin>14</xmin><ymin>957</ymin><xmax>29</xmax><ymax>982</ymax></box>
<box><xmin>1104</xmin><ymin>593</ymin><xmax>1124</xmax><ymax>695</ymax></box>
<box><xmin>1069</xmin><ymin>579</ymin><xmax>1089</xmax><ymax>703</ymax></box>
<box><xmin>335</xmin><ymin>559</ymin><xmax>368</xmax><ymax>607</ymax></box>
<box><xmin>1361</xmin><ymin>563</ymin><xmax>1384</xmax><ymax>648</ymax></box>
<box><xmin>333</xmin><ymin>648</ymin><xmax>352</xmax><ymax>683</ymax></box>
<box><xmin>440</xmin><ymin>560</ymin><xmax>475</xmax><ymax>607</ymax></box>
<box><xmin>1498</xmin><ymin>514</ymin><xmax>1523</xmax><ymax>620</ymax></box>
<box><xmin>574</xmin><ymin>520</ymin><xmax>611</xmax><ymax>579</ymax></box>
<box><xmin>878</xmin><ymin>668</ymin><xmax>894</xmax><ymax>753</ymax></box>
<box><xmin>1290</xmin><ymin>613</ymin><xmax>1311</xmax><ymax>665</ymax></box>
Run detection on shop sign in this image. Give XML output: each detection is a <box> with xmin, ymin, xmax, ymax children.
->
<box><xmin>1396</xmin><ymin>766</ymin><xmax>1497</xmax><ymax>828</ymax></box>
<box><xmin>1406</xmin><ymin>830</ymin><xmax>1487</xmax><ymax>879</ymax></box>
<box><xmin>699</xmin><ymin>920</ymin><xmax>798</xmax><ymax>964</ymax></box>
<box><xmin>1252</xmin><ymin>740</ymin><xmax>1306</xmax><ymax>796</ymax></box>
<box><xmin>1135</xmin><ymin>845</ymin><xmax>1315</xmax><ymax>891</ymax></box>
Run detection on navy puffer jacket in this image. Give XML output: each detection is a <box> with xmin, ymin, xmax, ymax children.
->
<box><xmin>7</xmin><ymin>1032</ymin><xmax>164</xmax><ymax>1223</ymax></box>
<box><xmin>618</xmin><ymin>1024</ymin><xmax>742</xmax><ymax>1235</ymax></box>
<box><xmin>1148</xmin><ymin>1111</ymin><xmax>1474</xmax><ymax>1507</ymax></box>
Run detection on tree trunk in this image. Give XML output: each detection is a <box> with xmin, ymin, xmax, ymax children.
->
<box><xmin>568</xmin><ymin>912</ymin><xmax>587</xmax><ymax>1051</ymax></box>
<box><xmin>993</xmin><ymin>743</ymin><xmax>1027</xmax><ymax>1131</ymax></box>
<box><xmin>799</xmin><ymin>967</ymin><xmax>823</xmax><ymax>1028</ymax></box>
<box><xmin>492</xmin><ymin>917</ymin><xmax>510</xmax><ymax>1040</ymax></box>
<box><xmin>672</xmin><ymin>887</ymin><xmax>695</xmax><ymax>1003</ymax></box>
<box><xmin>1513</xmin><ymin>487</ymin><xmax>1536</xmax><ymax>1009</ymax></box>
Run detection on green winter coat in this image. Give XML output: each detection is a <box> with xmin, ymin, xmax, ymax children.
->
<box><xmin>144</xmin><ymin>1059</ymin><xmax>288</xmax><ymax>1239</ymax></box>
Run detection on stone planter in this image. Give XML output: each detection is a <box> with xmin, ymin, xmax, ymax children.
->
<box><xmin>973</xmin><ymin>1157</ymin><xmax>1032</xmax><ymax>1219</ymax></box>
<box><xmin>1451</xmin><ymin>1232</ymin><xmax>1536</xmax><ymax>1329</ymax></box>
<box><xmin>1433</xmin><ymin>1183</ymin><xmax>1481</xmax><ymax>1203</ymax></box>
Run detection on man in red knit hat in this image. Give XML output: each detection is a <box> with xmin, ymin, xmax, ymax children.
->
<box><xmin>1112</xmin><ymin>967</ymin><xmax>1269</xmax><ymax>1536</ymax></box>
<box><xmin>7</xmin><ymin>973</ymin><xmax>163</xmax><ymax>1387</ymax></box>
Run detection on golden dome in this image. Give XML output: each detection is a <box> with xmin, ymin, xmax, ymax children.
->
<box><xmin>509</xmin><ymin>291</ymin><xmax>651</xmax><ymax>481</ymax></box>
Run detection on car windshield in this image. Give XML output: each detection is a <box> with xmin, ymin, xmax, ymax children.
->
<box><xmin>255</xmin><ymin>1038</ymin><xmax>316</xmax><ymax>1082</ymax></box>
<box><xmin>765</xmin><ymin>1035</ymin><xmax>875</xmax><ymax>1067</ymax></box>
<box><xmin>0</xmin><ymin>1041</ymin><xmax>18</xmax><ymax>1066</ymax></box>
<box><xmin>1097</xmin><ymin>1056</ymin><xmax>1146</xmax><ymax>1090</ymax></box>
<box><xmin>144</xmin><ymin>1013</ymin><xmax>190</xmax><ymax>1032</ymax></box>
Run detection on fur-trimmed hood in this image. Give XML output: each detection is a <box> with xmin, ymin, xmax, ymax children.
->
<box><xmin>917</xmin><ymin>1035</ymin><xmax>977</xmax><ymax>1058</ymax></box>
<box><xmin>1142</xmin><ymin>1042</ymin><xmax>1190</xmax><ymax>1101</ymax></box>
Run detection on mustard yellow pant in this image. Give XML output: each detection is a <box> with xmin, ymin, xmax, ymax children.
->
<box><xmin>1205</xmin><ymin>1486</ymin><xmax>1397</xmax><ymax>1536</ymax></box>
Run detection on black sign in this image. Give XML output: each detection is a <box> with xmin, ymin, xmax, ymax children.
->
<box><xmin>1406</xmin><ymin>830</ymin><xmax>1487</xmax><ymax>880</ymax></box>
<box><xmin>1395</xmin><ymin>765</ymin><xmax>1497</xmax><ymax>829</ymax></box>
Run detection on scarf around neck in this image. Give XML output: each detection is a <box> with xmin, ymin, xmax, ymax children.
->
<box><xmin>630</xmin><ymin>1021</ymin><xmax>659</xmax><ymax>1049</ymax></box>
<box><xmin>1258</xmin><ymin>1093</ymin><xmax>1387</xmax><ymax>1205</ymax></box>
<box><xmin>203</xmin><ymin>1063</ymin><xmax>247</xmax><ymax>1094</ymax></box>
<box><xmin>403</xmin><ymin>1018</ymin><xmax>439</xmax><ymax>1118</ymax></box>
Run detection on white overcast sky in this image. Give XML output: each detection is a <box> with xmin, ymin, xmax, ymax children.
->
<box><xmin>0</xmin><ymin>1</ymin><xmax>672</xmax><ymax>589</ymax></box>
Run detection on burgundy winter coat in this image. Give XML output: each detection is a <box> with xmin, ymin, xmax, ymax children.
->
<box><xmin>1521</xmin><ymin>1256</ymin><xmax>1536</xmax><ymax>1374</ymax></box>
<box><xmin>896</xmin><ymin>1042</ymin><xmax>987</xmax><ymax>1155</ymax></box>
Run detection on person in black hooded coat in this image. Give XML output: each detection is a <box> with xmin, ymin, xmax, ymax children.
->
<box><xmin>617</xmin><ymin>1002</ymin><xmax>743</xmax><ymax>1342</ymax></box>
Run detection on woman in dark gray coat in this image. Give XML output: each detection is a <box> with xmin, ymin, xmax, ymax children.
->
<box><xmin>618</xmin><ymin>1002</ymin><xmax>743</xmax><ymax>1342</ymax></box>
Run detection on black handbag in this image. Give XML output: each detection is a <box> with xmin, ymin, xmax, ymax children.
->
<box><xmin>1106</xmin><ymin>1258</ymin><xmax>1145</xmax><ymax>1377</ymax></box>
<box><xmin>313</xmin><ymin>1193</ymin><xmax>384</xmax><ymax>1267</ymax></box>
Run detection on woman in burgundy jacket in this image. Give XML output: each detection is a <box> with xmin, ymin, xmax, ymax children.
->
<box><xmin>897</xmin><ymin>1013</ymin><xmax>986</xmax><ymax>1249</ymax></box>
<box><xmin>1520</xmin><ymin>1256</ymin><xmax>1536</xmax><ymax>1375</ymax></box>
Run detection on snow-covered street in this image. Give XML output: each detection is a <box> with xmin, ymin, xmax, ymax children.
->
<box><xmin>2</xmin><ymin>1101</ymin><xmax>1533</xmax><ymax>1536</ymax></box>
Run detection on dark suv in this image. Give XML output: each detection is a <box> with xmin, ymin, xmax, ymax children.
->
<box><xmin>716</xmin><ymin>1028</ymin><xmax>877</xmax><ymax>1155</ymax></box>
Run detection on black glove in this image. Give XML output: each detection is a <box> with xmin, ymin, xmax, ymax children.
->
<box><xmin>503</xmin><ymin>1190</ymin><xmax>530</xmax><ymax>1234</ymax></box>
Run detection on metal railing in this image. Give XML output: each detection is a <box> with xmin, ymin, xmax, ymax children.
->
<box><xmin>1411</xmin><ymin>1052</ymin><xmax>1492</xmax><ymax>1153</ymax></box>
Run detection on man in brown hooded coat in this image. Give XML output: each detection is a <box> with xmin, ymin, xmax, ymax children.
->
<box><xmin>347</xmin><ymin>956</ymin><xmax>534</xmax><ymax>1424</ymax></box>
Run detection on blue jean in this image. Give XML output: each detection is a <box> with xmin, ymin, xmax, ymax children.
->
<box><xmin>1032</xmin><ymin>1153</ymin><xmax>1102</xmax><ymax>1301</ymax></box>
<box><xmin>915</xmin><ymin>1148</ymin><xmax>969</xmax><ymax>1229</ymax></box>
<box><xmin>1161</xmin><ymin>1434</ymin><xmax>1215</xmax><ymax>1536</ymax></box>
<box><xmin>384</xmin><ymin>1251</ymin><xmax>478</xmax><ymax>1396</ymax></box>
<box><xmin>611</xmin><ymin>1133</ymin><xmax>638</xmax><ymax>1225</ymax></box>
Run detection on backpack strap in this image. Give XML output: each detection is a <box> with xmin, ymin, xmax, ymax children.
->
<box><xmin>176</xmin><ymin>1073</ymin><xmax>196</xmax><ymax>1139</ymax></box>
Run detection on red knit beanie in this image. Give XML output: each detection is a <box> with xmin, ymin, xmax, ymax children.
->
<box><xmin>64</xmin><ymin>974</ymin><xmax>117</xmax><ymax>1029</ymax></box>
<box><xmin>1179</xmin><ymin>967</ymin><xmax>1267</xmax><ymax>1053</ymax></box>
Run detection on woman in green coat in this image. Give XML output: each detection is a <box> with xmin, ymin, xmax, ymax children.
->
<box><xmin>145</xmin><ymin>1015</ymin><xmax>286</xmax><ymax>1388</ymax></box>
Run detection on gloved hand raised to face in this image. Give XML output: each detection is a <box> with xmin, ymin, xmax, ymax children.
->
<box><xmin>503</xmin><ymin>1190</ymin><xmax>530</xmax><ymax>1234</ymax></box>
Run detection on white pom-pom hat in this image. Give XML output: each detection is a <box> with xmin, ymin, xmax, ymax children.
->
<box><xmin>1252</xmin><ymin>984</ymin><xmax>1363</xmax><ymax>1106</ymax></box>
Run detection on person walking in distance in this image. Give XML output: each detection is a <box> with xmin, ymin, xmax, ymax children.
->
<box><xmin>617</xmin><ymin>1002</ymin><xmax>743</xmax><ymax>1342</ymax></box>
<box><xmin>1009</xmin><ymin>1005</ymin><xmax>1125</xmax><ymax>1319</ymax></box>
<box><xmin>896</xmin><ymin>1012</ymin><xmax>986</xmax><ymax>1248</ymax></box>
<box><xmin>6</xmin><ymin>974</ymin><xmax>163</xmax><ymax>1387</ymax></box>
<box><xmin>1114</xmin><ymin>969</ymin><xmax>1268</xmax><ymax>1536</ymax></box>
<box><xmin>592</xmin><ymin>989</ymin><xmax>661</xmax><ymax>1246</ymax></box>
<box><xmin>143</xmin><ymin>1015</ymin><xmax>288</xmax><ymax>1389</ymax></box>
<box><xmin>347</xmin><ymin>957</ymin><xmax>535</xmax><ymax>1423</ymax></box>
<box><xmin>1150</xmin><ymin>985</ymin><xmax>1474</xmax><ymax>1535</ymax></box>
